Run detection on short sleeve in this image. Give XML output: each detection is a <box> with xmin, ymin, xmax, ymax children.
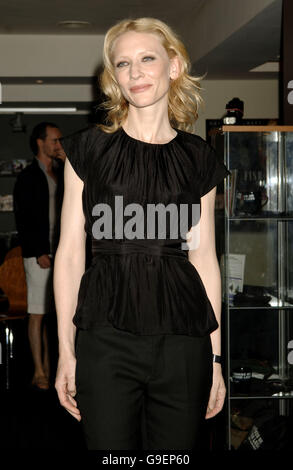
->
<box><xmin>59</xmin><ymin>127</ymin><xmax>91</xmax><ymax>181</ymax></box>
<box><xmin>199</xmin><ymin>143</ymin><xmax>230</xmax><ymax>197</ymax></box>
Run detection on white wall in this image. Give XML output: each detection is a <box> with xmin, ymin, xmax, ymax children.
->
<box><xmin>0</xmin><ymin>35</ymin><xmax>104</xmax><ymax>76</ymax></box>
<box><xmin>196</xmin><ymin>78</ymin><xmax>279</xmax><ymax>139</ymax></box>
<box><xmin>2</xmin><ymin>84</ymin><xmax>95</xmax><ymax>102</ymax></box>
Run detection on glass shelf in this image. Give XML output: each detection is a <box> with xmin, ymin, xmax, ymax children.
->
<box><xmin>229</xmin><ymin>376</ymin><xmax>293</xmax><ymax>399</ymax></box>
<box><xmin>229</xmin><ymin>305</ymin><xmax>293</xmax><ymax>310</ymax></box>
<box><xmin>212</xmin><ymin>127</ymin><xmax>293</xmax><ymax>450</ymax></box>
<box><xmin>230</xmin><ymin>394</ymin><xmax>293</xmax><ymax>400</ymax></box>
<box><xmin>228</xmin><ymin>297</ymin><xmax>293</xmax><ymax>309</ymax></box>
<box><xmin>228</xmin><ymin>215</ymin><xmax>293</xmax><ymax>221</ymax></box>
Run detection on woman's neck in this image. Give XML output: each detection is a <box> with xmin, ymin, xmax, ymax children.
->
<box><xmin>123</xmin><ymin>103</ymin><xmax>176</xmax><ymax>144</ymax></box>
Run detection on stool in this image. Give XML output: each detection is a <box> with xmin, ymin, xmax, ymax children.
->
<box><xmin>0</xmin><ymin>312</ymin><xmax>27</xmax><ymax>389</ymax></box>
<box><xmin>0</xmin><ymin>246</ymin><xmax>28</xmax><ymax>389</ymax></box>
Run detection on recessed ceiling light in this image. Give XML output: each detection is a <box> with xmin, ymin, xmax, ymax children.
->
<box><xmin>250</xmin><ymin>61</ymin><xmax>279</xmax><ymax>72</ymax></box>
<box><xmin>57</xmin><ymin>20</ymin><xmax>91</xmax><ymax>29</ymax></box>
<box><xmin>36</xmin><ymin>79</ymin><xmax>44</xmax><ymax>84</ymax></box>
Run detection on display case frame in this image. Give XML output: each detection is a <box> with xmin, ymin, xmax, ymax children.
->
<box><xmin>214</xmin><ymin>125</ymin><xmax>293</xmax><ymax>450</ymax></box>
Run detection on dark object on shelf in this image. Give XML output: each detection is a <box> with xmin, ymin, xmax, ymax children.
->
<box><xmin>232</xmin><ymin>367</ymin><xmax>252</xmax><ymax>393</ymax></box>
<box><xmin>235</xmin><ymin>169</ymin><xmax>268</xmax><ymax>216</ymax></box>
<box><xmin>235</xmin><ymin>189</ymin><xmax>268</xmax><ymax>215</ymax></box>
<box><xmin>233</xmin><ymin>285</ymin><xmax>272</xmax><ymax>306</ymax></box>
<box><xmin>231</xmin><ymin>358</ymin><xmax>275</xmax><ymax>379</ymax></box>
<box><xmin>233</xmin><ymin>210</ymin><xmax>291</xmax><ymax>218</ymax></box>
<box><xmin>265</xmin><ymin>377</ymin><xmax>293</xmax><ymax>395</ymax></box>
<box><xmin>222</xmin><ymin>97</ymin><xmax>244</xmax><ymax>125</ymax></box>
<box><xmin>233</xmin><ymin>292</ymin><xmax>272</xmax><ymax>306</ymax></box>
<box><xmin>239</xmin><ymin>414</ymin><xmax>291</xmax><ymax>451</ymax></box>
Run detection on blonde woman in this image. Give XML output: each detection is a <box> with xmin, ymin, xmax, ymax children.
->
<box><xmin>54</xmin><ymin>17</ymin><xmax>229</xmax><ymax>450</ymax></box>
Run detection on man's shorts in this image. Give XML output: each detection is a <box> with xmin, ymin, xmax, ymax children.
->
<box><xmin>23</xmin><ymin>256</ymin><xmax>55</xmax><ymax>314</ymax></box>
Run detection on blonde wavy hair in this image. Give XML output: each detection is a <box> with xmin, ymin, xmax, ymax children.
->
<box><xmin>97</xmin><ymin>17</ymin><xmax>206</xmax><ymax>133</ymax></box>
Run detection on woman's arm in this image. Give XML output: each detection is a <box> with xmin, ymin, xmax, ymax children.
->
<box><xmin>188</xmin><ymin>187</ymin><xmax>221</xmax><ymax>355</ymax></box>
<box><xmin>53</xmin><ymin>157</ymin><xmax>86</xmax><ymax>420</ymax></box>
<box><xmin>187</xmin><ymin>186</ymin><xmax>226</xmax><ymax>418</ymax></box>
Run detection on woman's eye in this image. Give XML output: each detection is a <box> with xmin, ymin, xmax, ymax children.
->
<box><xmin>142</xmin><ymin>56</ymin><xmax>155</xmax><ymax>62</ymax></box>
<box><xmin>116</xmin><ymin>61</ymin><xmax>128</xmax><ymax>68</ymax></box>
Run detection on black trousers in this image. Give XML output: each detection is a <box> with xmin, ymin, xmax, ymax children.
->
<box><xmin>75</xmin><ymin>324</ymin><xmax>213</xmax><ymax>450</ymax></box>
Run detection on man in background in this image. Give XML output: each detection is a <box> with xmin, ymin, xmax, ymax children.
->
<box><xmin>13</xmin><ymin>122</ymin><xmax>65</xmax><ymax>390</ymax></box>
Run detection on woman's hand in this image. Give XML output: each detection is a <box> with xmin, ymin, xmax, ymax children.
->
<box><xmin>205</xmin><ymin>363</ymin><xmax>226</xmax><ymax>419</ymax></box>
<box><xmin>55</xmin><ymin>353</ymin><xmax>81</xmax><ymax>421</ymax></box>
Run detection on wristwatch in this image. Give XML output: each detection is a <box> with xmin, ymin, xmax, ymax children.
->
<box><xmin>212</xmin><ymin>354</ymin><xmax>222</xmax><ymax>364</ymax></box>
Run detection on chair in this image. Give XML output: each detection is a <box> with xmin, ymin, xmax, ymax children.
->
<box><xmin>0</xmin><ymin>246</ymin><xmax>27</xmax><ymax>389</ymax></box>
<box><xmin>0</xmin><ymin>245</ymin><xmax>27</xmax><ymax>315</ymax></box>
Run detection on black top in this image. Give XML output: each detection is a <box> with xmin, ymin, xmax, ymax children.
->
<box><xmin>59</xmin><ymin>125</ymin><xmax>230</xmax><ymax>336</ymax></box>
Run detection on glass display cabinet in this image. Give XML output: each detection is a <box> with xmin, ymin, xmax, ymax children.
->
<box><xmin>214</xmin><ymin>126</ymin><xmax>293</xmax><ymax>451</ymax></box>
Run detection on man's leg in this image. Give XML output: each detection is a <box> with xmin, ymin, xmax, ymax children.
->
<box><xmin>28</xmin><ymin>313</ymin><xmax>49</xmax><ymax>389</ymax></box>
<box><xmin>23</xmin><ymin>257</ymin><xmax>53</xmax><ymax>390</ymax></box>
<box><xmin>42</xmin><ymin>318</ymin><xmax>50</xmax><ymax>379</ymax></box>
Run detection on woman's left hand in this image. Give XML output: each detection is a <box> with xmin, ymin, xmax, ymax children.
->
<box><xmin>205</xmin><ymin>363</ymin><xmax>226</xmax><ymax>419</ymax></box>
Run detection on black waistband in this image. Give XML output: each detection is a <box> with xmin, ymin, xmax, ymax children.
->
<box><xmin>91</xmin><ymin>238</ymin><xmax>188</xmax><ymax>260</ymax></box>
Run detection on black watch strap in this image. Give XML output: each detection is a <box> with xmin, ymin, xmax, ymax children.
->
<box><xmin>212</xmin><ymin>354</ymin><xmax>221</xmax><ymax>364</ymax></box>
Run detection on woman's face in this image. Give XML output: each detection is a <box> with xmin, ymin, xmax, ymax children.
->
<box><xmin>112</xmin><ymin>31</ymin><xmax>179</xmax><ymax>109</ymax></box>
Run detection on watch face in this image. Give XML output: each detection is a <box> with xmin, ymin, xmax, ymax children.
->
<box><xmin>223</xmin><ymin>116</ymin><xmax>237</xmax><ymax>124</ymax></box>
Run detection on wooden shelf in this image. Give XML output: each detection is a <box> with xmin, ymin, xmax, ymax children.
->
<box><xmin>221</xmin><ymin>125</ymin><xmax>293</xmax><ymax>132</ymax></box>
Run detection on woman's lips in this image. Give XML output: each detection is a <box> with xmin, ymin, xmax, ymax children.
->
<box><xmin>129</xmin><ymin>84</ymin><xmax>152</xmax><ymax>93</ymax></box>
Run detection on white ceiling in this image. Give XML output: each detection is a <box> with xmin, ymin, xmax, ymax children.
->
<box><xmin>0</xmin><ymin>0</ymin><xmax>282</xmax><ymax>81</ymax></box>
<box><xmin>0</xmin><ymin>0</ymin><xmax>205</xmax><ymax>34</ymax></box>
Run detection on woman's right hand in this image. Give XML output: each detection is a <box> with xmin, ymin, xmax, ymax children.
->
<box><xmin>55</xmin><ymin>354</ymin><xmax>81</xmax><ymax>421</ymax></box>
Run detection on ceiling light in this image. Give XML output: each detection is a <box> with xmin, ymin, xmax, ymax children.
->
<box><xmin>57</xmin><ymin>20</ymin><xmax>91</xmax><ymax>29</ymax></box>
<box><xmin>36</xmin><ymin>79</ymin><xmax>44</xmax><ymax>84</ymax></box>
<box><xmin>250</xmin><ymin>62</ymin><xmax>279</xmax><ymax>72</ymax></box>
<box><xmin>0</xmin><ymin>107</ymin><xmax>77</xmax><ymax>114</ymax></box>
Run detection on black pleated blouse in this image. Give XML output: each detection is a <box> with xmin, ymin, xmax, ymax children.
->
<box><xmin>59</xmin><ymin>125</ymin><xmax>230</xmax><ymax>336</ymax></box>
